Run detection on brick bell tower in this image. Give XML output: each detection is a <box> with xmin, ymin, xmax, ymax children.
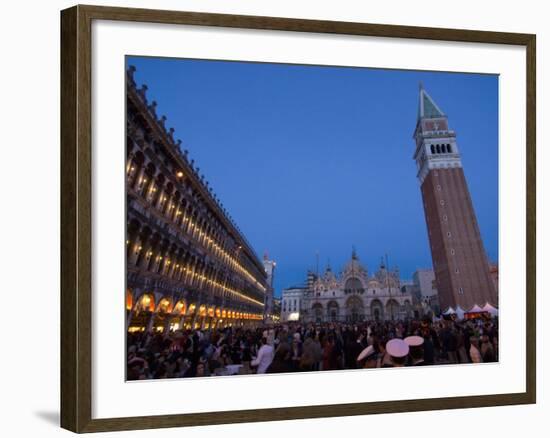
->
<box><xmin>413</xmin><ymin>83</ymin><xmax>497</xmax><ymax>312</ymax></box>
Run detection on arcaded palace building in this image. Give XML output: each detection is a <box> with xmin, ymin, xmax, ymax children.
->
<box><xmin>282</xmin><ymin>250</ymin><xmax>415</xmax><ymax>323</ymax></box>
<box><xmin>413</xmin><ymin>85</ymin><xmax>497</xmax><ymax>312</ymax></box>
<box><xmin>125</xmin><ymin>66</ymin><xmax>269</xmax><ymax>333</ymax></box>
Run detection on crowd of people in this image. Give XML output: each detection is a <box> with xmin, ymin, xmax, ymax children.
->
<box><xmin>127</xmin><ymin>317</ymin><xmax>498</xmax><ymax>380</ymax></box>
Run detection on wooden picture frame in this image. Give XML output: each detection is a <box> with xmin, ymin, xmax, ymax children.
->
<box><xmin>60</xmin><ymin>4</ymin><xmax>536</xmax><ymax>433</ymax></box>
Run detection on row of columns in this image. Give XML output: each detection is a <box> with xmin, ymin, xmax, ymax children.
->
<box><xmin>127</xmin><ymin>223</ymin><xmax>247</xmax><ymax>303</ymax></box>
<box><xmin>126</xmin><ymin>289</ymin><xmax>263</xmax><ymax>334</ymax></box>
<box><xmin>127</xmin><ymin>309</ymin><xmax>261</xmax><ymax>333</ymax></box>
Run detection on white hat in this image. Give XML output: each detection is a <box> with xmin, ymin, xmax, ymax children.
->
<box><xmin>357</xmin><ymin>345</ymin><xmax>376</xmax><ymax>362</ymax></box>
<box><xmin>404</xmin><ymin>335</ymin><xmax>424</xmax><ymax>347</ymax></box>
<box><xmin>386</xmin><ymin>338</ymin><xmax>409</xmax><ymax>358</ymax></box>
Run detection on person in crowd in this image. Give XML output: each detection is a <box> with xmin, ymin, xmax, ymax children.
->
<box><xmin>375</xmin><ymin>335</ymin><xmax>393</xmax><ymax>368</ymax></box>
<box><xmin>251</xmin><ymin>337</ymin><xmax>274</xmax><ymax>373</ymax></box>
<box><xmin>480</xmin><ymin>334</ymin><xmax>496</xmax><ymax>363</ymax></box>
<box><xmin>420</xmin><ymin>319</ymin><xmax>436</xmax><ymax>365</ymax></box>
<box><xmin>290</xmin><ymin>332</ymin><xmax>303</xmax><ymax>371</ymax></box>
<box><xmin>404</xmin><ymin>335</ymin><xmax>426</xmax><ymax>366</ymax></box>
<box><xmin>446</xmin><ymin>325</ymin><xmax>459</xmax><ymax>364</ymax></box>
<box><xmin>455</xmin><ymin>326</ymin><xmax>469</xmax><ymax>363</ymax></box>
<box><xmin>322</xmin><ymin>334</ymin><xmax>340</xmax><ymax>371</ymax></box>
<box><xmin>345</xmin><ymin>330</ymin><xmax>366</xmax><ymax>369</ymax></box>
<box><xmin>469</xmin><ymin>336</ymin><xmax>483</xmax><ymax>363</ymax></box>
<box><xmin>300</xmin><ymin>331</ymin><xmax>322</xmax><ymax>371</ymax></box>
<box><xmin>195</xmin><ymin>360</ymin><xmax>209</xmax><ymax>377</ymax></box>
<box><xmin>357</xmin><ymin>345</ymin><xmax>380</xmax><ymax>369</ymax></box>
<box><xmin>385</xmin><ymin>338</ymin><xmax>409</xmax><ymax>367</ymax></box>
<box><xmin>439</xmin><ymin>321</ymin><xmax>457</xmax><ymax>363</ymax></box>
<box><xmin>267</xmin><ymin>342</ymin><xmax>293</xmax><ymax>373</ymax></box>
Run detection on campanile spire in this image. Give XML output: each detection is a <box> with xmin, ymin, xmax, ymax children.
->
<box><xmin>412</xmin><ymin>86</ymin><xmax>497</xmax><ymax>311</ymax></box>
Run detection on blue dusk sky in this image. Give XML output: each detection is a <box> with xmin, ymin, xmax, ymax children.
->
<box><xmin>127</xmin><ymin>56</ymin><xmax>499</xmax><ymax>298</ymax></box>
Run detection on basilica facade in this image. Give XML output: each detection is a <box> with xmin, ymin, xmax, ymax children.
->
<box><xmin>284</xmin><ymin>250</ymin><xmax>415</xmax><ymax>324</ymax></box>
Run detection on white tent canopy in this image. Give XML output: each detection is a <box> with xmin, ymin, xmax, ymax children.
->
<box><xmin>482</xmin><ymin>303</ymin><xmax>499</xmax><ymax>316</ymax></box>
<box><xmin>469</xmin><ymin>304</ymin><xmax>484</xmax><ymax>313</ymax></box>
<box><xmin>442</xmin><ymin>306</ymin><xmax>465</xmax><ymax>319</ymax></box>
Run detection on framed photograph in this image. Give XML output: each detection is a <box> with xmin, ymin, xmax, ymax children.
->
<box><xmin>60</xmin><ymin>4</ymin><xmax>536</xmax><ymax>433</ymax></box>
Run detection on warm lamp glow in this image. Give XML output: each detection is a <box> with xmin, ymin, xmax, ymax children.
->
<box><xmin>199</xmin><ymin>305</ymin><xmax>207</xmax><ymax>316</ymax></box>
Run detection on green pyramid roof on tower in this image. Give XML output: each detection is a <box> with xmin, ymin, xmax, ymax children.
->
<box><xmin>418</xmin><ymin>84</ymin><xmax>445</xmax><ymax>120</ymax></box>
<box><xmin>422</xmin><ymin>93</ymin><xmax>444</xmax><ymax>117</ymax></box>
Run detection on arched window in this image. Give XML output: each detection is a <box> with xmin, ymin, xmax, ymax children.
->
<box><xmin>447</xmin><ymin>144</ymin><xmax>452</xmax><ymax>153</ymax></box>
<box><xmin>327</xmin><ymin>301</ymin><xmax>339</xmax><ymax>322</ymax></box>
<box><xmin>430</xmin><ymin>144</ymin><xmax>435</xmax><ymax>154</ymax></box>
<box><xmin>370</xmin><ymin>299</ymin><xmax>383</xmax><ymax>322</ymax></box>
<box><xmin>436</xmin><ymin>144</ymin><xmax>441</xmax><ymax>154</ymax></box>
<box><xmin>312</xmin><ymin>303</ymin><xmax>323</xmax><ymax>322</ymax></box>
<box><xmin>345</xmin><ymin>277</ymin><xmax>364</xmax><ymax>294</ymax></box>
